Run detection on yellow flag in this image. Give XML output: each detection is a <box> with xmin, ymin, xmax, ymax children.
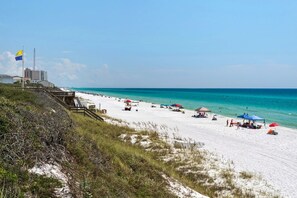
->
<box><xmin>15</xmin><ymin>50</ymin><xmax>23</xmax><ymax>61</ymax></box>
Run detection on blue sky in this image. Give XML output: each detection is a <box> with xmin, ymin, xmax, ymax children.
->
<box><xmin>1</xmin><ymin>0</ymin><xmax>297</xmax><ymax>88</ymax></box>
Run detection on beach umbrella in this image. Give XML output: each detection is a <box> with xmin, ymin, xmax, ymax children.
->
<box><xmin>237</xmin><ymin>114</ymin><xmax>249</xmax><ymax>119</ymax></box>
<box><xmin>238</xmin><ymin>114</ymin><xmax>264</xmax><ymax>121</ymax></box>
<box><xmin>248</xmin><ymin>115</ymin><xmax>264</xmax><ymax>121</ymax></box>
<box><xmin>269</xmin><ymin>122</ymin><xmax>279</xmax><ymax>127</ymax></box>
<box><xmin>195</xmin><ymin>107</ymin><xmax>211</xmax><ymax>112</ymax></box>
<box><xmin>171</xmin><ymin>104</ymin><xmax>183</xmax><ymax>108</ymax></box>
<box><xmin>124</xmin><ymin>99</ymin><xmax>132</xmax><ymax>103</ymax></box>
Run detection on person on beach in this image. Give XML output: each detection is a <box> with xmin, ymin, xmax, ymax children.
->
<box><xmin>230</xmin><ymin>119</ymin><xmax>233</xmax><ymax>127</ymax></box>
<box><xmin>226</xmin><ymin>119</ymin><xmax>229</xmax><ymax>127</ymax></box>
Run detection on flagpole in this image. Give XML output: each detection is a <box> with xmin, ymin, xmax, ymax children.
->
<box><xmin>22</xmin><ymin>46</ymin><xmax>25</xmax><ymax>90</ymax></box>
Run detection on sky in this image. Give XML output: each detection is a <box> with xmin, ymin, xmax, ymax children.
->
<box><xmin>1</xmin><ymin>0</ymin><xmax>297</xmax><ymax>88</ymax></box>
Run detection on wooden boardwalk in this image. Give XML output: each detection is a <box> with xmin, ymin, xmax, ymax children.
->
<box><xmin>27</xmin><ymin>87</ymin><xmax>104</xmax><ymax>121</ymax></box>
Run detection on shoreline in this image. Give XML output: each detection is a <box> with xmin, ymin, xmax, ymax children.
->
<box><xmin>71</xmin><ymin>88</ymin><xmax>297</xmax><ymax>130</ymax></box>
<box><xmin>74</xmin><ymin>90</ymin><xmax>297</xmax><ymax>131</ymax></box>
<box><xmin>74</xmin><ymin>90</ymin><xmax>297</xmax><ymax>197</ymax></box>
<box><xmin>74</xmin><ymin>90</ymin><xmax>297</xmax><ymax>135</ymax></box>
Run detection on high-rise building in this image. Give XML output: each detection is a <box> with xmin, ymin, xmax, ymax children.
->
<box><xmin>24</xmin><ymin>68</ymin><xmax>32</xmax><ymax>79</ymax></box>
<box><xmin>24</xmin><ymin>68</ymin><xmax>47</xmax><ymax>83</ymax></box>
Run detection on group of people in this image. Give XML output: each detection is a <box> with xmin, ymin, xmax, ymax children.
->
<box><xmin>226</xmin><ymin>119</ymin><xmax>262</xmax><ymax>129</ymax></box>
<box><xmin>241</xmin><ymin>122</ymin><xmax>262</xmax><ymax>129</ymax></box>
<box><xmin>193</xmin><ymin>112</ymin><xmax>208</xmax><ymax>118</ymax></box>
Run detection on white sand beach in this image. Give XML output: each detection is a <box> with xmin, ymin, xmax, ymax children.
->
<box><xmin>76</xmin><ymin>92</ymin><xmax>297</xmax><ymax>197</ymax></box>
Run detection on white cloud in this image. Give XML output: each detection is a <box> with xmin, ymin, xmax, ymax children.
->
<box><xmin>76</xmin><ymin>63</ymin><xmax>112</xmax><ymax>87</ymax></box>
<box><xmin>0</xmin><ymin>51</ymin><xmax>23</xmax><ymax>76</ymax></box>
<box><xmin>52</xmin><ymin>58</ymin><xmax>86</xmax><ymax>81</ymax></box>
<box><xmin>89</xmin><ymin>63</ymin><xmax>109</xmax><ymax>78</ymax></box>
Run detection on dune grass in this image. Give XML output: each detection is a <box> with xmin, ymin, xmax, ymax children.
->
<box><xmin>0</xmin><ymin>84</ymin><xmax>65</xmax><ymax>197</ymax></box>
<box><xmin>0</xmin><ymin>84</ymin><xmax>37</xmax><ymax>105</ymax></box>
<box><xmin>66</xmin><ymin>113</ymin><xmax>181</xmax><ymax>197</ymax></box>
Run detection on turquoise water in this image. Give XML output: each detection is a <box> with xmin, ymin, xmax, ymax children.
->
<box><xmin>72</xmin><ymin>88</ymin><xmax>297</xmax><ymax>129</ymax></box>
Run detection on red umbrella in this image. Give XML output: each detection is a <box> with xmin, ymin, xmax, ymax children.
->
<box><xmin>269</xmin><ymin>122</ymin><xmax>279</xmax><ymax>127</ymax></box>
<box><xmin>171</xmin><ymin>104</ymin><xmax>183</xmax><ymax>108</ymax></box>
<box><xmin>124</xmin><ymin>99</ymin><xmax>132</xmax><ymax>103</ymax></box>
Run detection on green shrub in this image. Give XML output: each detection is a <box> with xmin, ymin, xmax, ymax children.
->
<box><xmin>0</xmin><ymin>84</ymin><xmax>36</xmax><ymax>105</ymax></box>
<box><xmin>29</xmin><ymin>175</ymin><xmax>62</xmax><ymax>197</ymax></box>
<box><xmin>0</xmin><ymin>115</ymin><xmax>9</xmax><ymax>134</ymax></box>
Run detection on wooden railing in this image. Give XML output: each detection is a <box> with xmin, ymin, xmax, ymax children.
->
<box><xmin>69</xmin><ymin>107</ymin><xmax>104</xmax><ymax>121</ymax></box>
<box><xmin>49</xmin><ymin>91</ymin><xmax>75</xmax><ymax>97</ymax></box>
<box><xmin>43</xmin><ymin>89</ymin><xmax>71</xmax><ymax>109</ymax></box>
<box><xmin>28</xmin><ymin>87</ymin><xmax>104</xmax><ymax>121</ymax></box>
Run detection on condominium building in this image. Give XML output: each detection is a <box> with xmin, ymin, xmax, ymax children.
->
<box><xmin>24</xmin><ymin>68</ymin><xmax>48</xmax><ymax>83</ymax></box>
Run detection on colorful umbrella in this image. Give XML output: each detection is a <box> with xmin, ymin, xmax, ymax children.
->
<box><xmin>195</xmin><ymin>107</ymin><xmax>211</xmax><ymax>112</ymax></box>
<box><xmin>124</xmin><ymin>99</ymin><xmax>132</xmax><ymax>103</ymax></box>
<box><xmin>269</xmin><ymin>122</ymin><xmax>279</xmax><ymax>127</ymax></box>
<box><xmin>171</xmin><ymin>104</ymin><xmax>183</xmax><ymax>108</ymax></box>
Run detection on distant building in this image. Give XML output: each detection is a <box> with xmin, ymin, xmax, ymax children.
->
<box><xmin>0</xmin><ymin>74</ymin><xmax>13</xmax><ymax>84</ymax></box>
<box><xmin>12</xmin><ymin>76</ymin><xmax>22</xmax><ymax>83</ymax></box>
<box><xmin>38</xmin><ymin>80</ymin><xmax>55</xmax><ymax>88</ymax></box>
<box><xmin>24</xmin><ymin>68</ymin><xmax>32</xmax><ymax>79</ymax></box>
<box><xmin>24</xmin><ymin>68</ymin><xmax>48</xmax><ymax>83</ymax></box>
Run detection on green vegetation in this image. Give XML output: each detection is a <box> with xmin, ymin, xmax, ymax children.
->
<box><xmin>66</xmin><ymin>113</ymin><xmax>176</xmax><ymax>197</ymax></box>
<box><xmin>0</xmin><ymin>84</ymin><xmax>180</xmax><ymax>197</ymax></box>
<box><xmin>0</xmin><ymin>84</ymin><xmax>37</xmax><ymax>105</ymax></box>
<box><xmin>0</xmin><ymin>84</ymin><xmax>65</xmax><ymax>197</ymax></box>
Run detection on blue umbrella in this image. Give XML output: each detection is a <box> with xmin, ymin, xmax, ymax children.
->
<box><xmin>238</xmin><ymin>114</ymin><xmax>264</xmax><ymax>120</ymax></box>
<box><xmin>237</xmin><ymin>114</ymin><xmax>249</xmax><ymax>119</ymax></box>
<box><xmin>238</xmin><ymin>114</ymin><xmax>264</xmax><ymax>121</ymax></box>
<box><xmin>247</xmin><ymin>115</ymin><xmax>264</xmax><ymax>121</ymax></box>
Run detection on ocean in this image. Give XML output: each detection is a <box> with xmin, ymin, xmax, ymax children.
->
<box><xmin>72</xmin><ymin>88</ymin><xmax>297</xmax><ymax>129</ymax></box>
